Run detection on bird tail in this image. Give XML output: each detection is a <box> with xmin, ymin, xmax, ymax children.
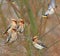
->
<box><xmin>41</xmin><ymin>44</ymin><xmax>47</xmax><ymax>48</ymax></box>
<box><xmin>5</xmin><ymin>35</ymin><xmax>11</xmax><ymax>44</ymax></box>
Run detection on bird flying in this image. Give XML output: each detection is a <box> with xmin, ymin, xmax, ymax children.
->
<box><xmin>42</xmin><ymin>0</ymin><xmax>56</xmax><ymax>17</ymax></box>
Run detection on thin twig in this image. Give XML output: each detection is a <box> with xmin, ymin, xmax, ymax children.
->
<box><xmin>40</xmin><ymin>23</ymin><xmax>60</xmax><ymax>39</ymax></box>
<box><xmin>54</xmin><ymin>9</ymin><xmax>60</xmax><ymax>24</ymax></box>
<box><xmin>6</xmin><ymin>0</ymin><xmax>22</xmax><ymax>18</ymax></box>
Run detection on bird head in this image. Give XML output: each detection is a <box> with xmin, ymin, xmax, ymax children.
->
<box><xmin>18</xmin><ymin>19</ymin><xmax>24</xmax><ymax>24</ymax></box>
<box><xmin>11</xmin><ymin>19</ymin><xmax>17</xmax><ymax>24</ymax></box>
<box><xmin>32</xmin><ymin>36</ymin><xmax>38</xmax><ymax>41</ymax></box>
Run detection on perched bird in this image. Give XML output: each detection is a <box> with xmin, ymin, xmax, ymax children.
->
<box><xmin>17</xmin><ymin>19</ymin><xmax>25</xmax><ymax>33</ymax></box>
<box><xmin>4</xmin><ymin>19</ymin><xmax>17</xmax><ymax>35</ymax></box>
<box><xmin>5</xmin><ymin>28</ymin><xmax>17</xmax><ymax>43</ymax></box>
<box><xmin>32</xmin><ymin>36</ymin><xmax>47</xmax><ymax>50</ymax></box>
<box><xmin>42</xmin><ymin>0</ymin><xmax>56</xmax><ymax>17</ymax></box>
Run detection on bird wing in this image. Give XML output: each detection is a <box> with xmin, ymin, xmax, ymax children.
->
<box><xmin>5</xmin><ymin>34</ymin><xmax>11</xmax><ymax>43</ymax></box>
<box><xmin>33</xmin><ymin>42</ymin><xmax>44</xmax><ymax>49</ymax></box>
<box><xmin>3</xmin><ymin>25</ymin><xmax>11</xmax><ymax>34</ymax></box>
<box><xmin>45</xmin><ymin>10</ymin><xmax>49</xmax><ymax>16</ymax></box>
<box><xmin>48</xmin><ymin>0</ymin><xmax>56</xmax><ymax>9</ymax></box>
<box><xmin>45</xmin><ymin>0</ymin><xmax>56</xmax><ymax>15</ymax></box>
<box><xmin>37</xmin><ymin>40</ymin><xmax>47</xmax><ymax>48</ymax></box>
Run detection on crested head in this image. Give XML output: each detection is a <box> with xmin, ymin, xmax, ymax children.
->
<box><xmin>32</xmin><ymin>36</ymin><xmax>38</xmax><ymax>41</ymax></box>
<box><xmin>12</xmin><ymin>1</ymin><xmax>15</xmax><ymax>4</ymax></box>
<box><xmin>18</xmin><ymin>19</ymin><xmax>24</xmax><ymax>24</ymax></box>
<box><xmin>11</xmin><ymin>19</ymin><xmax>16</xmax><ymax>21</ymax></box>
<box><xmin>11</xmin><ymin>19</ymin><xmax>17</xmax><ymax>24</ymax></box>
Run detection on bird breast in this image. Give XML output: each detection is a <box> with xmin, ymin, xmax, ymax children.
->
<box><xmin>49</xmin><ymin>8</ymin><xmax>54</xmax><ymax>15</ymax></box>
<box><xmin>9</xmin><ymin>32</ymin><xmax>17</xmax><ymax>43</ymax></box>
<box><xmin>11</xmin><ymin>23</ymin><xmax>17</xmax><ymax>29</ymax></box>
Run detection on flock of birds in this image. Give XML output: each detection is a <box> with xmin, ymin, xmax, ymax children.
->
<box><xmin>4</xmin><ymin>19</ymin><xmax>25</xmax><ymax>43</ymax></box>
<box><xmin>3</xmin><ymin>0</ymin><xmax>57</xmax><ymax>50</ymax></box>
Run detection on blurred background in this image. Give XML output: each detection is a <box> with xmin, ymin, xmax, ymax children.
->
<box><xmin>0</xmin><ymin>0</ymin><xmax>60</xmax><ymax>56</ymax></box>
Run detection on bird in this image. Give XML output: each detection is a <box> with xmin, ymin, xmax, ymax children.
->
<box><xmin>32</xmin><ymin>36</ymin><xmax>47</xmax><ymax>50</ymax></box>
<box><xmin>42</xmin><ymin>0</ymin><xmax>56</xmax><ymax>18</ymax></box>
<box><xmin>3</xmin><ymin>19</ymin><xmax>17</xmax><ymax>35</ymax></box>
<box><xmin>17</xmin><ymin>19</ymin><xmax>25</xmax><ymax>33</ymax></box>
<box><xmin>5</xmin><ymin>28</ymin><xmax>17</xmax><ymax>43</ymax></box>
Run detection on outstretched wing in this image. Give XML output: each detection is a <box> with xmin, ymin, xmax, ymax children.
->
<box><xmin>48</xmin><ymin>0</ymin><xmax>56</xmax><ymax>9</ymax></box>
<box><xmin>44</xmin><ymin>0</ymin><xmax>56</xmax><ymax>16</ymax></box>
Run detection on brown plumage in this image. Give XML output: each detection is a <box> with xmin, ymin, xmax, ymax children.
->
<box><xmin>5</xmin><ymin>28</ymin><xmax>17</xmax><ymax>43</ymax></box>
<box><xmin>4</xmin><ymin>19</ymin><xmax>18</xmax><ymax>43</ymax></box>
<box><xmin>4</xmin><ymin>19</ymin><xmax>17</xmax><ymax>35</ymax></box>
